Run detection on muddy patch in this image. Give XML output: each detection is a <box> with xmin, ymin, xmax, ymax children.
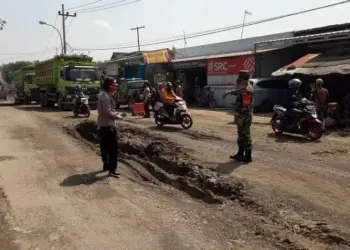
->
<box><xmin>0</xmin><ymin>188</ymin><xmax>19</xmax><ymax>250</ymax></box>
<box><xmin>64</xmin><ymin>120</ymin><xmax>350</xmax><ymax>249</ymax></box>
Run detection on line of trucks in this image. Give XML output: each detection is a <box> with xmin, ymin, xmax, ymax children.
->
<box><xmin>13</xmin><ymin>54</ymin><xmax>101</xmax><ymax>109</ymax></box>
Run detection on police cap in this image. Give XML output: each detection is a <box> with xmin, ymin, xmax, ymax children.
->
<box><xmin>238</xmin><ymin>70</ymin><xmax>250</xmax><ymax>80</ymax></box>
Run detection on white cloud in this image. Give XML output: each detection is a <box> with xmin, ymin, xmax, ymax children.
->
<box><xmin>93</xmin><ymin>20</ymin><xmax>112</xmax><ymax>30</ymax></box>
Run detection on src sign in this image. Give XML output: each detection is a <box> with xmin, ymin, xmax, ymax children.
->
<box><xmin>207</xmin><ymin>55</ymin><xmax>255</xmax><ymax>76</ymax></box>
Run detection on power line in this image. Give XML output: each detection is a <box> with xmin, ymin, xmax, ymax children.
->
<box><xmin>76</xmin><ymin>0</ymin><xmax>128</xmax><ymax>12</ymax></box>
<box><xmin>77</xmin><ymin>0</ymin><xmax>141</xmax><ymax>13</ymax></box>
<box><xmin>66</xmin><ymin>0</ymin><xmax>103</xmax><ymax>11</ymax></box>
<box><xmin>66</xmin><ymin>18</ymin><xmax>74</xmax><ymax>35</ymax></box>
<box><xmin>44</xmin><ymin>15</ymin><xmax>59</xmax><ymax>55</ymax></box>
<box><xmin>72</xmin><ymin>0</ymin><xmax>350</xmax><ymax>51</ymax></box>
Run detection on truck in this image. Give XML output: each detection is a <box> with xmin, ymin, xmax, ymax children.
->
<box><xmin>35</xmin><ymin>54</ymin><xmax>101</xmax><ymax>110</ymax></box>
<box><xmin>13</xmin><ymin>65</ymin><xmax>40</xmax><ymax>104</ymax></box>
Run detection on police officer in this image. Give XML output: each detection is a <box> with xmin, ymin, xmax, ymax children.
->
<box><xmin>223</xmin><ymin>70</ymin><xmax>254</xmax><ymax>163</ymax></box>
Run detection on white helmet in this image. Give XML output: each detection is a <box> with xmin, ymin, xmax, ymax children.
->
<box><xmin>288</xmin><ymin>78</ymin><xmax>302</xmax><ymax>89</ymax></box>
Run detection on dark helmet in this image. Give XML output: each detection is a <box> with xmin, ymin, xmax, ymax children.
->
<box><xmin>288</xmin><ymin>78</ymin><xmax>302</xmax><ymax>89</ymax></box>
<box><xmin>165</xmin><ymin>82</ymin><xmax>172</xmax><ymax>91</ymax></box>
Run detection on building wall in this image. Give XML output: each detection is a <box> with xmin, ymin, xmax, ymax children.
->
<box><xmin>175</xmin><ymin>32</ymin><xmax>293</xmax><ymax>59</ymax></box>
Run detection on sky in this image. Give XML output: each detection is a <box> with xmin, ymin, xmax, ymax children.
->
<box><xmin>0</xmin><ymin>0</ymin><xmax>349</xmax><ymax>64</ymax></box>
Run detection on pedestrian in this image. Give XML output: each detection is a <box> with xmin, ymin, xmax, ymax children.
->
<box><xmin>312</xmin><ymin>78</ymin><xmax>329</xmax><ymax>122</ymax></box>
<box><xmin>175</xmin><ymin>80</ymin><xmax>183</xmax><ymax>97</ymax></box>
<box><xmin>97</xmin><ymin>76</ymin><xmax>124</xmax><ymax>177</ymax></box>
<box><xmin>223</xmin><ymin>70</ymin><xmax>254</xmax><ymax>163</ymax></box>
<box><xmin>143</xmin><ymin>82</ymin><xmax>151</xmax><ymax>118</ymax></box>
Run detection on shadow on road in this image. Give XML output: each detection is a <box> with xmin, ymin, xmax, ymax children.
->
<box><xmin>13</xmin><ymin>105</ymin><xmax>61</xmax><ymax>112</ymax></box>
<box><xmin>60</xmin><ymin>170</ymin><xmax>109</xmax><ymax>187</ymax></box>
<box><xmin>149</xmin><ymin>126</ymin><xmax>182</xmax><ymax>132</ymax></box>
<box><xmin>0</xmin><ymin>156</ymin><xmax>16</xmax><ymax>162</ymax></box>
<box><xmin>267</xmin><ymin>133</ymin><xmax>321</xmax><ymax>144</ymax></box>
<box><xmin>209</xmin><ymin>160</ymin><xmax>244</xmax><ymax>174</ymax></box>
<box><xmin>0</xmin><ymin>103</ymin><xmax>15</xmax><ymax>107</ymax></box>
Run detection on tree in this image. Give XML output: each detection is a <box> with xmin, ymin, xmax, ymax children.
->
<box><xmin>0</xmin><ymin>61</ymin><xmax>32</xmax><ymax>83</ymax></box>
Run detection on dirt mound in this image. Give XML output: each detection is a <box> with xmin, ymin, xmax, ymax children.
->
<box><xmin>75</xmin><ymin>120</ymin><xmax>245</xmax><ymax>203</ymax></box>
<box><xmin>71</xmin><ymin>120</ymin><xmax>350</xmax><ymax>249</ymax></box>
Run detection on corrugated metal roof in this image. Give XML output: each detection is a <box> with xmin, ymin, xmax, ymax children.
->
<box><xmin>172</xmin><ymin>48</ymin><xmax>279</xmax><ymax>63</ymax></box>
<box><xmin>293</xmin><ymin>22</ymin><xmax>350</xmax><ymax>36</ymax></box>
<box><xmin>255</xmin><ymin>29</ymin><xmax>350</xmax><ymax>45</ymax></box>
<box><xmin>272</xmin><ymin>53</ymin><xmax>350</xmax><ymax>76</ymax></box>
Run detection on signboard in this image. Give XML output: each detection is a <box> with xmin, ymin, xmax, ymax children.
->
<box><xmin>207</xmin><ymin>56</ymin><xmax>255</xmax><ymax>76</ymax></box>
<box><xmin>172</xmin><ymin>60</ymin><xmax>206</xmax><ymax>70</ymax></box>
<box><xmin>143</xmin><ymin>49</ymin><xmax>171</xmax><ymax>64</ymax></box>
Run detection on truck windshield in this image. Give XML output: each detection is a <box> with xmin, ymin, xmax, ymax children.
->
<box><xmin>66</xmin><ymin>68</ymin><xmax>100</xmax><ymax>82</ymax></box>
<box><xmin>25</xmin><ymin>75</ymin><xmax>35</xmax><ymax>84</ymax></box>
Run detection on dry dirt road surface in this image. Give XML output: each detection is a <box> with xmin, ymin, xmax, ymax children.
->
<box><xmin>1</xmin><ymin>104</ymin><xmax>350</xmax><ymax>249</ymax></box>
<box><xmin>0</xmin><ymin>105</ymin><xmax>287</xmax><ymax>250</ymax></box>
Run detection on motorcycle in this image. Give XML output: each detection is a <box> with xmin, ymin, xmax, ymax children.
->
<box><xmin>72</xmin><ymin>95</ymin><xmax>90</xmax><ymax>118</ymax></box>
<box><xmin>196</xmin><ymin>86</ymin><xmax>217</xmax><ymax>109</ymax></box>
<box><xmin>154</xmin><ymin>96</ymin><xmax>193</xmax><ymax>129</ymax></box>
<box><xmin>270</xmin><ymin>98</ymin><xmax>325</xmax><ymax>140</ymax></box>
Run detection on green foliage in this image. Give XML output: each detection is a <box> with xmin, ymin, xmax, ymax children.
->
<box><xmin>0</xmin><ymin>61</ymin><xmax>32</xmax><ymax>83</ymax></box>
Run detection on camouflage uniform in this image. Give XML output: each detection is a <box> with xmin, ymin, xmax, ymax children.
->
<box><xmin>227</xmin><ymin>70</ymin><xmax>254</xmax><ymax>162</ymax></box>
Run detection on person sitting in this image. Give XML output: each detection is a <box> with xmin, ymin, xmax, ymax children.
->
<box><xmin>286</xmin><ymin>78</ymin><xmax>303</xmax><ymax>129</ymax></box>
<box><xmin>74</xmin><ymin>85</ymin><xmax>85</xmax><ymax>110</ymax></box>
<box><xmin>161</xmin><ymin>82</ymin><xmax>177</xmax><ymax>118</ymax></box>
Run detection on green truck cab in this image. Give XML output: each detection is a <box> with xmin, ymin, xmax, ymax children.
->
<box><xmin>13</xmin><ymin>65</ymin><xmax>39</xmax><ymax>104</ymax></box>
<box><xmin>35</xmin><ymin>55</ymin><xmax>101</xmax><ymax>110</ymax></box>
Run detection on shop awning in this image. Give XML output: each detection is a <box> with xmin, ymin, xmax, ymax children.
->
<box><xmin>272</xmin><ymin>53</ymin><xmax>350</xmax><ymax>76</ymax></box>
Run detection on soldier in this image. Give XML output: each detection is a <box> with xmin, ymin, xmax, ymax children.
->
<box><xmin>223</xmin><ymin>70</ymin><xmax>254</xmax><ymax>163</ymax></box>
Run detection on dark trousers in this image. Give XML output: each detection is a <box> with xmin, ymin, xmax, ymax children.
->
<box><xmin>144</xmin><ymin>100</ymin><xmax>150</xmax><ymax>117</ymax></box>
<box><xmin>99</xmin><ymin>126</ymin><xmax>118</xmax><ymax>173</ymax></box>
<box><xmin>165</xmin><ymin>104</ymin><xmax>176</xmax><ymax>117</ymax></box>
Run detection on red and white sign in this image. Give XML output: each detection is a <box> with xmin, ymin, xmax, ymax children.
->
<box><xmin>207</xmin><ymin>56</ymin><xmax>255</xmax><ymax>76</ymax></box>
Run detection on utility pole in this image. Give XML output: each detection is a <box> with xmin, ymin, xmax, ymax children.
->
<box><xmin>58</xmin><ymin>4</ymin><xmax>76</xmax><ymax>54</ymax></box>
<box><xmin>183</xmin><ymin>30</ymin><xmax>187</xmax><ymax>56</ymax></box>
<box><xmin>131</xmin><ymin>26</ymin><xmax>145</xmax><ymax>51</ymax></box>
<box><xmin>241</xmin><ymin>10</ymin><xmax>252</xmax><ymax>39</ymax></box>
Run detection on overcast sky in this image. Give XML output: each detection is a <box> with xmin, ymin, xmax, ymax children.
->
<box><xmin>0</xmin><ymin>0</ymin><xmax>349</xmax><ymax>63</ymax></box>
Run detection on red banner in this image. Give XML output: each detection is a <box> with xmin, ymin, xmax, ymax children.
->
<box><xmin>207</xmin><ymin>56</ymin><xmax>255</xmax><ymax>76</ymax></box>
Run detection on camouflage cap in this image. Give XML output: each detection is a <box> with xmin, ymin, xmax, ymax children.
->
<box><xmin>238</xmin><ymin>70</ymin><xmax>250</xmax><ymax>80</ymax></box>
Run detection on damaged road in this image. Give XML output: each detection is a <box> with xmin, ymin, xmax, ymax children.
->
<box><xmin>2</xmin><ymin>105</ymin><xmax>350</xmax><ymax>249</ymax></box>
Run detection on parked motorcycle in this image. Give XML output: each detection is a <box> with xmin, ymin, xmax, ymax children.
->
<box><xmin>196</xmin><ymin>86</ymin><xmax>217</xmax><ymax>109</ymax></box>
<box><xmin>72</xmin><ymin>95</ymin><xmax>90</xmax><ymax>118</ymax></box>
<box><xmin>154</xmin><ymin>96</ymin><xmax>193</xmax><ymax>129</ymax></box>
<box><xmin>270</xmin><ymin>98</ymin><xmax>325</xmax><ymax>140</ymax></box>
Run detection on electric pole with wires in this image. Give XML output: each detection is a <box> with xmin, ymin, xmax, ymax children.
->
<box><xmin>131</xmin><ymin>26</ymin><xmax>145</xmax><ymax>51</ymax></box>
<box><xmin>58</xmin><ymin>4</ymin><xmax>76</xmax><ymax>54</ymax></box>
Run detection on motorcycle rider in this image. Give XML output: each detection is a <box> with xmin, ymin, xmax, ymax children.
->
<box><xmin>287</xmin><ymin>78</ymin><xmax>303</xmax><ymax>129</ymax></box>
<box><xmin>162</xmin><ymin>82</ymin><xmax>177</xmax><ymax>119</ymax></box>
<box><xmin>74</xmin><ymin>85</ymin><xmax>85</xmax><ymax>111</ymax></box>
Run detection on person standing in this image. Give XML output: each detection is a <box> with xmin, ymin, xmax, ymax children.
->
<box><xmin>97</xmin><ymin>77</ymin><xmax>124</xmax><ymax>177</ymax></box>
<box><xmin>223</xmin><ymin>70</ymin><xmax>254</xmax><ymax>163</ymax></box>
<box><xmin>143</xmin><ymin>82</ymin><xmax>151</xmax><ymax>118</ymax></box>
<box><xmin>175</xmin><ymin>80</ymin><xmax>183</xmax><ymax>98</ymax></box>
<box><xmin>312</xmin><ymin>78</ymin><xmax>329</xmax><ymax>122</ymax></box>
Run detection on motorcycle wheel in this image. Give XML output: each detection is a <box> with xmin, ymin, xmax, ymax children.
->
<box><xmin>181</xmin><ymin>114</ymin><xmax>193</xmax><ymax>129</ymax></box>
<box><xmin>154</xmin><ymin>112</ymin><xmax>165</xmax><ymax>128</ymax></box>
<box><xmin>208</xmin><ymin>99</ymin><xmax>217</xmax><ymax>109</ymax></box>
<box><xmin>307</xmin><ymin>127</ymin><xmax>323</xmax><ymax>140</ymax></box>
<box><xmin>271</xmin><ymin>116</ymin><xmax>283</xmax><ymax>135</ymax></box>
<box><xmin>73</xmin><ymin>110</ymin><xmax>79</xmax><ymax>117</ymax></box>
<box><xmin>84</xmin><ymin>109</ymin><xmax>91</xmax><ymax>118</ymax></box>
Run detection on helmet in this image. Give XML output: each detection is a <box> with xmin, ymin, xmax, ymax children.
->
<box><xmin>165</xmin><ymin>82</ymin><xmax>172</xmax><ymax>90</ymax></box>
<box><xmin>288</xmin><ymin>78</ymin><xmax>302</xmax><ymax>89</ymax></box>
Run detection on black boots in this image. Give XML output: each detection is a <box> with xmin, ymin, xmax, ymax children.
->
<box><xmin>230</xmin><ymin>148</ymin><xmax>252</xmax><ymax>163</ymax></box>
<box><xmin>242</xmin><ymin>149</ymin><xmax>252</xmax><ymax>163</ymax></box>
<box><xmin>230</xmin><ymin>147</ymin><xmax>244</xmax><ymax>160</ymax></box>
